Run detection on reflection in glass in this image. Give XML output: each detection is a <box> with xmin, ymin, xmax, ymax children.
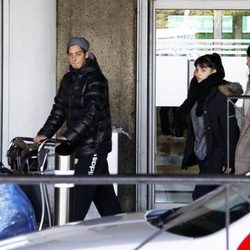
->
<box><xmin>155</xmin><ymin>9</ymin><xmax>250</xmax><ymax>205</ymax></box>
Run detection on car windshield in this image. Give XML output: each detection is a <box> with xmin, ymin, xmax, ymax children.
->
<box><xmin>152</xmin><ymin>185</ymin><xmax>250</xmax><ymax>238</ymax></box>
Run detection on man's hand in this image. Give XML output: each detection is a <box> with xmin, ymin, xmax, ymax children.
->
<box><xmin>55</xmin><ymin>136</ymin><xmax>67</xmax><ymax>147</ymax></box>
<box><xmin>34</xmin><ymin>134</ymin><xmax>47</xmax><ymax>144</ymax></box>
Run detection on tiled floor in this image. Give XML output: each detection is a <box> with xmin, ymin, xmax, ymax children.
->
<box><xmin>156</xmin><ymin>125</ymin><xmax>198</xmax><ymax>172</ymax></box>
<box><xmin>155</xmin><ymin>114</ymin><xmax>199</xmax><ymax>206</ymax></box>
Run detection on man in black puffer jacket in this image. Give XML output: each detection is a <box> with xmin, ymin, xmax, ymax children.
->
<box><xmin>34</xmin><ymin>37</ymin><xmax>121</xmax><ymax>221</ymax></box>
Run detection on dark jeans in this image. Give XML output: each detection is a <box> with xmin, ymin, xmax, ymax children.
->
<box><xmin>160</xmin><ymin>107</ymin><xmax>172</xmax><ymax>135</ymax></box>
<box><xmin>192</xmin><ymin>158</ymin><xmax>218</xmax><ymax>200</ymax></box>
<box><xmin>71</xmin><ymin>154</ymin><xmax>121</xmax><ymax>221</ymax></box>
<box><xmin>160</xmin><ymin>107</ymin><xmax>184</xmax><ymax>137</ymax></box>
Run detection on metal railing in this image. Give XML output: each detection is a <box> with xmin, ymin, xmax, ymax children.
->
<box><xmin>0</xmin><ymin>173</ymin><xmax>250</xmax><ymax>185</ymax></box>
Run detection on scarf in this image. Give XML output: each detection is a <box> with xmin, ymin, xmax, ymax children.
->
<box><xmin>178</xmin><ymin>72</ymin><xmax>223</xmax><ymax>117</ymax></box>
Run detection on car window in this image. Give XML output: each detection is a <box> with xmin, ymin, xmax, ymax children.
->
<box><xmin>152</xmin><ymin>185</ymin><xmax>250</xmax><ymax>238</ymax></box>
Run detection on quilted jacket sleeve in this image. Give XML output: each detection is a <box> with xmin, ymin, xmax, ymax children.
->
<box><xmin>37</xmin><ymin>83</ymin><xmax>66</xmax><ymax>138</ymax></box>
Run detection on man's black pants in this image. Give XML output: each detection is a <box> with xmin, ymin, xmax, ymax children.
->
<box><xmin>71</xmin><ymin>153</ymin><xmax>121</xmax><ymax>221</ymax></box>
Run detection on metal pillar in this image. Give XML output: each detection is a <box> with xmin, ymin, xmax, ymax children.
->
<box><xmin>54</xmin><ymin>143</ymin><xmax>75</xmax><ymax>225</ymax></box>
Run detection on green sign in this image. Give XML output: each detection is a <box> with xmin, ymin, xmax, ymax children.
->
<box><xmin>243</xmin><ymin>16</ymin><xmax>250</xmax><ymax>33</ymax></box>
<box><xmin>168</xmin><ymin>15</ymin><xmax>232</xmax><ymax>33</ymax></box>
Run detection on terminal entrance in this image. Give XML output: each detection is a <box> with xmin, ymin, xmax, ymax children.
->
<box><xmin>152</xmin><ymin>0</ymin><xmax>250</xmax><ymax>208</ymax></box>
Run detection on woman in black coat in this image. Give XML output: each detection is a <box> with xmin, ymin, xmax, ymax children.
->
<box><xmin>176</xmin><ymin>53</ymin><xmax>243</xmax><ymax>200</ymax></box>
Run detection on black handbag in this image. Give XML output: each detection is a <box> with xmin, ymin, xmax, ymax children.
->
<box><xmin>7</xmin><ymin>137</ymin><xmax>40</xmax><ymax>173</ymax></box>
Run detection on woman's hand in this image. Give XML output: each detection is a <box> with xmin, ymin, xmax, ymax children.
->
<box><xmin>222</xmin><ymin>166</ymin><xmax>234</xmax><ymax>174</ymax></box>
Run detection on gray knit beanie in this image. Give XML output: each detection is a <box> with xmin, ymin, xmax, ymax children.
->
<box><xmin>67</xmin><ymin>37</ymin><xmax>90</xmax><ymax>52</ymax></box>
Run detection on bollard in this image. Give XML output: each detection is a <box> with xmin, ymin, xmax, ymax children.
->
<box><xmin>54</xmin><ymin>143</ymin><xmax>75</xmax><ymax>226</ymax></box>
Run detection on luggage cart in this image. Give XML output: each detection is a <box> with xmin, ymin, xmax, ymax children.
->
<box><xmin>6</xmin><ymin>137</ymin><xmax>75</xmax><ymax>229</ymax></box>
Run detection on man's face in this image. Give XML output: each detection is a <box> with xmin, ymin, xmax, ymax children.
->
<box><xmin>67</xmin><ymin>45</ymin><xmax>88</xmax><ymax>69</ymax></box>
<box><xmin>246</xmin><ymin>56</ymin><xmax>250</xmax><ymax>70</ymax></box>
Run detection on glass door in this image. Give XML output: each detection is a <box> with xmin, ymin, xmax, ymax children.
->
<box><xmin>152</xmin><ymin>0</ymin><xmax>250</xmax><ymax>209</ymax></box>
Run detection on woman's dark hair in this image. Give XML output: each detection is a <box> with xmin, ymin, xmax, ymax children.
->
<box><xmin>247</xmin><ymin>45</ymin><xmax>250</xmax><ymax>57</ymax></box>
<box><xmin>194</xmin><ymin>52</ymin><xmax>225</xmax><ymax>78</ymax></box>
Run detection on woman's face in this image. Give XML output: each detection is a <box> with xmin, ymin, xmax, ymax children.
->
<box><xmin>246</xmin><ymin>56</ymin><xmax>250</xmax><ymax>70</ymax></box>
<box><xmin>195</xmin><ymin>65</ymin><xmax>216</xmax><ymax>83</ymax></box>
